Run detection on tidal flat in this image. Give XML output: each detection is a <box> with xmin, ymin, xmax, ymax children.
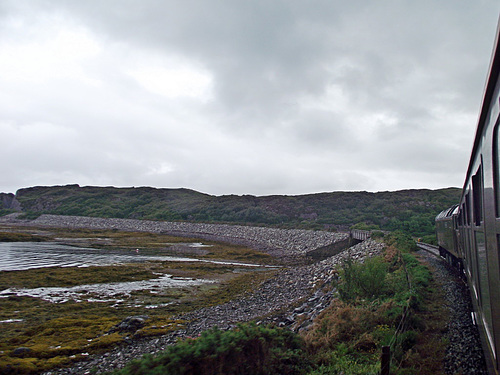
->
<box><xmin>0</xmin><ymin>225</ymin><xmax>278</xmax><ymax>374</ymax></box>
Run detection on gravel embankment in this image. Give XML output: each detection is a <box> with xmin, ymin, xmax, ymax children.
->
<box><xmin>1</xmin><ymin>214</ymin><xmax>348</xmax><ymax>261</ymax></box>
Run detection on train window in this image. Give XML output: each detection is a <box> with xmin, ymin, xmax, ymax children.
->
<box><xmin>476</xmin><ymin>232</ymin><xmax>494</xmax><ymax>354</ymax></box>
<box><xmin>493</xmin><ymin>119</ymin><xmax>500</xmax><ymax>216</ymax></box>
<box><xmin>465</xmin><ymin>192</ymin><xmax>471</xmax><ymax>225</ymax></box>
<box><xmin>472</xmin><ymin>165</ymin><xmax>483</xmax><ymax>226</ymax></box>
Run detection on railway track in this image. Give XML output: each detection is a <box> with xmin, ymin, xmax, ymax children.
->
<box><xmin>416</xmin><ymin>242</ymin><xmax>440</xmax><ymax>257</ymax></box>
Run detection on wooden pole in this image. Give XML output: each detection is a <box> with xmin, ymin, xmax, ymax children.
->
<box><xmin>381</xmin><ymin>345</ymin><xmax>391</xmax><ymax>375</ymax></box>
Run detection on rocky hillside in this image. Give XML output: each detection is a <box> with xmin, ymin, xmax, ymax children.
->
<box><xmin>0</xmin><ymin>193</ymin><xmax>21</xmax><ymax>212</ymax></box>
<box><xmin>1</xmin><ymin>184</ymin><xmax>461</xmax><ymax>237</ymax></box>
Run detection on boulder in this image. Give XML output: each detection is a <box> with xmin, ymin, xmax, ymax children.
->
<box><xmin>109</xmin><ymin>315</ymin><xmax>149</xmax><ymax>334</ymax></box>
<box><xmin>11</xmin><ymin>347</ymin><xmax>32</xmax><ymax>357</ymax></box>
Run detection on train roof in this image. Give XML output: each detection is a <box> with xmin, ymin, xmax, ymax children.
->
<box><xmin>436</xmin><ymin>204</ymin><xmax>459</xmax><ymax>220</ymax></box>
<box><xmin>463</xmin><ymin>16</ymin><xmax>500</xmax><ymax>195</ymax></box>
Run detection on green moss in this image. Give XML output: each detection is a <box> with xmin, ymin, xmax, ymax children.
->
<box><xmin>0</xmin><ymin>265</ymin><xmax>164</xmax><ymax>289</ymax></box>
<box><xmin>0</xmin><ymin>231</ymin><xmax>48</xmax><ymax>242</ymax></box>
<box><xmin>0</xmin><ymin>356</ymin><xmax>39</xmax><ymax>375</ymax></box>
<box><xmin>175</xmin><ymin>269</ymin><xmax>278</xmax><ymax>313</ymax></box>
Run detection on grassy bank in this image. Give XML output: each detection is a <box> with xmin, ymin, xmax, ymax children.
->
<box><xmin>303</xmin><ymin>231</ymin><xmax>447</xmax><ymax>374</ymax></box>
<box><xmin>111</xmin><ymin>231</ymin><xmax>449</xmax><ymax>375</ymax></box>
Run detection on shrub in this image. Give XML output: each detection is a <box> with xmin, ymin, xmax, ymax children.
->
<box><xmin>350</xmin><ymin>223</ymin><xmax>380</xmax><ymax>231</ymax></box>
<box><xmin>419</xmin><ymin>235</ymin><xmax>437</xmax><ymax>245</ymax></box>
<box><xmin>112</xmin><ymin>323</ymin><xmax>311</xmax><ymax>375</ymax></box>
<box><xmin>0</xmin><ymin>209</ymin><xmax>16</xmax><ymax>217</ymax></box>
<box><xmin>337</xmin><ymin>256</ymin><xmax>388</xmax><ymax>301</ymax></box>
<box><xmin>16</xmin><ymin>211</ymin><xmax>41</xmax><ymax>220</ymax></box>
<box><xmin>304</xmin><ymin>301</ymin><xmax>379</xmax><ymax>351</ymax></box>
<box><xmin>384</xmin><ymin>231</ymin><xmax>417</xmax><ymax>252</ymax></box>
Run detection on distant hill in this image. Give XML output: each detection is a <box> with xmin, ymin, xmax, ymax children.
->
<box><xmin>1</xmin><ymin>184</ymin><xmax>461</xmax><ymax>237</ymax></box>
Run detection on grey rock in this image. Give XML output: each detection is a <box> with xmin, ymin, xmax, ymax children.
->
<box><xmin>11</xmin><ymin>347</ymin><xmax>32</xmax><ymax>357</ymax></box>
<box><xmin>110</xmin><ymin>315</ymin><xmax>149</xmax><ymax>334</ymax></box>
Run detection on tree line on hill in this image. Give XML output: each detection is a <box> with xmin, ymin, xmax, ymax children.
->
<box><xmin>0</xmin><ymin>184</ymin><xmax>462</xmax><ymax>239</ymax></box>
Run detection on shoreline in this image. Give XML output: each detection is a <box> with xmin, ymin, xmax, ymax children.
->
<box><xmin>0</xmin><ymin>213</ymin><xmax>349</xmax><ymax>263</ymax></box>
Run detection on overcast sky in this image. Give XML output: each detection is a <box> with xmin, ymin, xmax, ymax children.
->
<box><xmin>1</xmin><ymin>1</ymin><xmax>499</xmax><ymax>196</ymax></box>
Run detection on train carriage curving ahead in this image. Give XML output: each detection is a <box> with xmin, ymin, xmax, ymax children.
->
<box><xmin>436</xmin><ymin>15</ymin><xmax>500</xmax><ymax>375</ymax></box>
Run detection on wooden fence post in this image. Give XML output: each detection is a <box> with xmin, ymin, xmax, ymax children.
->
<box><xmin>381</xmin><ymin>345</ymin><xmax>391</xmax><ymax>375</ymax></box>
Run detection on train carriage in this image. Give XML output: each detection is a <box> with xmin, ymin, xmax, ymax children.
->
<box><xmin>435</xmin><ymin>204</ymin><xmax>460</xmax><ymax>267</ymax></box>
<box><xmin>436</xmin><ymin>16</ymin><xmax>500</xmax><ymax>374</ymax></box>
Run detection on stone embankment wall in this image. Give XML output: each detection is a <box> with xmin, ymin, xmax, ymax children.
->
<box><xmin>2</xmin><ymin>214</ymin><xmax>349</xmax><ymax>259</ymax></box>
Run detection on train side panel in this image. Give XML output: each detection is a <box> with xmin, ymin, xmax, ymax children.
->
<box><xmin>456</xmin><ymin>20</ymin><xmax>500</xmax><ymax>373</ymax></box>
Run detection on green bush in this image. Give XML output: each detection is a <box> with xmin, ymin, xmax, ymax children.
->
<box><xmin>17</xmin><ymin>211</ymin><xmax>41</xmax><ymax>220</ymax></box>
<box><xmin>0</xmin><ymin>209</ymin><xmax>16</xmax><ymax>217</ymax></box>
<box><xmin>384</xmin><ymin>231</ymin><xmax>417</xmax><ymax>252</ymax></box>
<box><xmin>307</xmin><ymin>351</ymin><xmax>379</xmax><ymax>375</ymax></box>
<box><xmin>338</xmin><ymin>256</ymin><xmax>388</xmax><ymax>301</ymax></box>
<box><xmin>350</xmin><ymin>223</ymin><xmax>380</xmax><ymax>231</ymax></box>
<box><xmin>392</xmin><ymin>330</ymin><xmax>418</xmax><ymax>363</ymax></box>
<box><xmin>401</xmin><ymin>253</ymin><xmax>432</xmax><ymax>289</ymax></box>
<box><xmin>112</xmin><ymin>323</ymin><xmax>311</xmax><ymax>375</ymax></box>
<box><xmin>371</xmin><ymin>230</ymin><xmax>385</xmax><ymax>239</ymax></box>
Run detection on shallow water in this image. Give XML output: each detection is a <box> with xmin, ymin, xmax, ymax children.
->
<box><xmin>0</xmin><ymin>242</ymin><xmax>174</xmax><ymax>271</ymax></box>
<box><xmin>0</xmin><ymin>242</ymin><xmax>265</xmax><ymax>271</ymax></box>
<box><xmin>0</xmin><ymin>242</ymin><xmax>273</xmax><ymax>304</ymax></box>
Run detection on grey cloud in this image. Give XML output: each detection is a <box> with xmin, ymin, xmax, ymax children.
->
<box><xmin>0</xmin><ymin>0</ymin><xmax>498</xmax><ymax>195</ymax></box>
